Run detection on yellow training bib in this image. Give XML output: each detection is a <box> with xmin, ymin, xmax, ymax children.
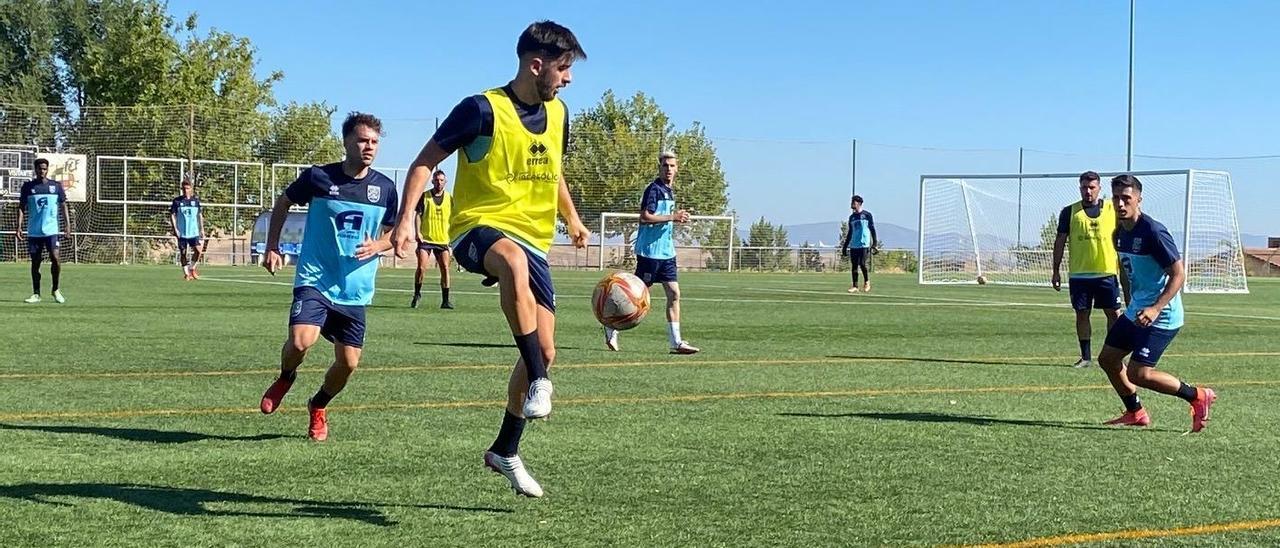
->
<box><xmin>450</xmin><ymin>88</ymin><xmax>565</xmax><ymax>253</ymax></box>
<box><xmin>418</xmin><ymin>191</ymin><xmax>452</xmax><ymax>245</ymax></box>
<box><xmin>1068</xmin><ymin>200</ymin><xmax>1119</xmax><ymax>277</ymax></box>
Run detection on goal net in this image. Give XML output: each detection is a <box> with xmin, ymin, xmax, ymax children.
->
<box><xmin>598</xmin><ymin>212</ymin><xmax>736</xmax><ymax>271</ymax></box>
<box><xmin>918</xmin><ymin>169</ymin><xmax>1248</xmax><ymax>293</ymax></box>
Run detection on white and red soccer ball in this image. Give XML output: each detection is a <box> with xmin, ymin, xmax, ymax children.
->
<box><xmin>592</xmin><ymin>272</ymin><xmax>650</xmax><ymax>330</ymax></box>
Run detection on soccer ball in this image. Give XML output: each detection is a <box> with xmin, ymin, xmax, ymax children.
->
<box><xmin>592</xmin><ymin>272</ymin><xmax>650</xmax><ymax>331</ymax></box>
<box><xmin>976</xmin><ymin>275</ymin><xmax>988</xmax><ymax>285</ymax></box>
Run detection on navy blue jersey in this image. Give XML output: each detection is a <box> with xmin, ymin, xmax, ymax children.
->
<box><xmin>19</xmin><ymin>178</ymin><xmax>66</xmax><ymax>237</ymax></box>
<box><xmin>635</xmin><ymin>179</ymin><xmax>676</xmax><ymax>260</ymax></box>
<box><xmin>1115</xmin><ymin>213</ymin><xmax>1184</xmax><ymax>329</ymax></box>
<box><xmin>285</xmin><ymin>163</ymin><xmax>399</xmax><ymax>306</ymax></box>
<box><xmin>432</xmin><ymin>85</ymin><xmax>570</xmax><ymax>160</ymax></box>
<box><xmin>170</xmin><ymin>196</ymin><xmax>203</xmax><ymax>239</ymax></box>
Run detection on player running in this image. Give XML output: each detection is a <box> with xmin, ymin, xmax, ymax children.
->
<box><xmin>258</xmin><ymin>112</ymin><xmax>399</xmax><ymax>442</ymax></box>
<box><xmin>1097</xmin><ymin>174</ymin><xmax>1215</xmax><ymax>432</ymax></box>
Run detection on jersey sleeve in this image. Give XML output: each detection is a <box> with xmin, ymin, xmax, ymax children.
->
<box><xmin>56</xmin><ymin>183</ymin><xmax>66</xmax><ymax>204</ymax></box>
<box><xmin>432</xmin><ymin>96</ymin><xmax>488</xmax><ymax>155</ymax></box>
<box><xmin>18</xmin><ymin>181</ymin><xmax>31</xmax><ymax>204</ymax></box>
<box><xmin>1151</xmin><ymin>224</ymin><xmax>1182</xmax><ymax>270</ymax></box>
<box><xmin>1056</xmin><ymin>206</ymin><xmax>1071</xmax><ymax>234</ymax></box>
<box><xmin>169</xmin><ymin>198</ymin><xmax>180</xmax><ymax>214</ymax></box>
<box><xmin>641</xmin><ymin>184</ymin><xmax>661</xmax><ymax>214</ymax></box>
<box><xmin>382</xmin><ymin>184</ymin><xmax>399</xmax><ymax>227</ymax></box>
<box><xmin>284</xmin><ymin>169</ymin><xmax>314</xmax><ymax>206</ymax></box>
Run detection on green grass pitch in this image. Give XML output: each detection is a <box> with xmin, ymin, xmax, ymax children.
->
<box><xmin>0</xmin><ymin>264</ymin><xmax>1277</xmax><ymax>546</ymax></box>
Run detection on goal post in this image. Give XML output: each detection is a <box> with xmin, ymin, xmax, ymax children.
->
<box><xmin>598</xmin><ymin>212</ymin><xmax>736</xmax><ymax>272</ymax></box>
<box><xmin>918</xmin><ymin>169</ymin><xmax>1248</xmax><ymax>293</ymax></box>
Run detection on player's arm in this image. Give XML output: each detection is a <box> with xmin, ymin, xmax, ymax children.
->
<box><xmin>169</xmin><ymin>200</ymin><xmax>179</xmax><ymax>236</ymax></box>
<box><xmin>559</xmin><ymin>174</ymin><xmax>590</xmax><ymax>248</ymax></box>
<box><xmin>1136</xmin><ymin>229</ymin><xmax>1184</xmax><ymax>327</ymax></box>
<box><xmin>395</xmin><ymin>141</ymin><xmax>450</xmax><ymax>246</ymax></box>
<box><xmin>1050</xmin><ymin>207</ymin><xmax>1070</xmax><ymax>290</ymax></box>
<box><xmin>59</xmin><ymin>187</ymin><xmax>70</xmax><ymax>236</ymax></box>
<box><xmin>15</xmin><ymin>190</ymin><xmax>25</xmax><ymax>240</ymax></box>
<box><xmin>197</xmin><ymin>207</ymin><xmax>206</xmax><ymax>238</ymax></box>
<box><xmin>838</xmin><ymin>219</ymin><xmax>851</xmax><ymax>255</ymax></box>
<box><xmin>393</xmin><ymin>97</ymin><xmax>483</xmax><ymax>257</ymax></box>
<box><xmin>866</xmin><ymin>212</ymin><xmax>878</xmax><ymax>248</ymax></box>
<box><xmin>358</xmin><ymin>186</ymin><xmax>401</xmax><ymax>261</ymax></box>
<box><xmin>263</xmin><ymin>192</ymin><xmax>295</xmax><ymax>274</ymax></box>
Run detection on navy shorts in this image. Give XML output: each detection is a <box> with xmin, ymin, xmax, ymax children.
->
<box><xmin>1104</xmin><ymin>314</ymin><xmax>1179</xmax><ymax>366</ymax></box>
<box><xmin>27</xmin><ymin>235</ymin><xmax>59</xmax><ymax>259</ymax></box>
<box><xmin>848</xmin><ymin>247</ymin><xmax>870</xmax><ymax>269</ymax></box>
<box><xmin>635</xmin><ymin>256</ymin><xmax>678</xmax><ymax>286</ymax></box>
<box><xmin>178</xmin><ymin>237</ymin><xmax>201</xmax><ymax>253</ymax></box>
<box><xmin>1069</xmin><ymin>275</ymin><xmax>1123</xmax><ymax>311</ymax></box>
<box><xmin>289</xmin><ymin>286</ymin><xmax>367</xmax><ymax>348</ymax></box>
<box><xmin>453</xmin><ymin>226</ymin><xmax>556</xmax><ymax>312</ymax></box>
<box><xmin>417</xmin><ymin>242</ymin><xmax>450</xmax><ymax>254</ymax></box>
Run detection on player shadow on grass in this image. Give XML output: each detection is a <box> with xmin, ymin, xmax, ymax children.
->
<box><xmin>825</xmin><ymin>355</ymin><xmax>1062</xmax><ymax>368</ymax></box>
<box><xmin>0</xmin><ymin>423</ymin><xmax>288</xmax><ymax>444</ymax></box>
<box><xmin>0</xmin><ymin>483</ymin><xmax>511</xmax><ymax>526</ymax></box>
<box><xmin>779</xmin><ymin>411</ymin><xmax>1162</xmax><ymax>432</ymax></box>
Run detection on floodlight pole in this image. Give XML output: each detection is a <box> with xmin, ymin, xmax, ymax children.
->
<box><xmin>1126</xmin><ymin>0</ymin><xmax>1135</xmax><ymax>171</ymax></box>
<box><xmin>850</xmin><ymin>138</ymin><xmax>857</xmax><ymax>198</ymax></box>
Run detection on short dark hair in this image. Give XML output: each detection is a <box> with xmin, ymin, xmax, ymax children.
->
<box><xmin>1080</xmin><ymin>171</ymin><xmax>1100</xmax><ymax>183</ymax></box>
<box><xmin>517</xmin><ymin>20</ymin><xmax>587</xmax><ymax>61</ymax></box>
<box><xmin>432</xmin><ymin>169</ymin><xmax>446</xmax><ymax>178</ymax></box>
<box><xmin>341</xmin><ymin>112</ymin><xmax>382</xmax><ymax>139</ymax></box>
<box><xmin>181</xmin><ymin>177</ymin><xmax>193</xmax><ymax>186</ymax></box>
<box><xmin>852</xmin><ymin>195</ymin><xmax>864</xmax><ymax>204</ymax></box>
<box><xmin>1111</xmin><ymin>174</ymin><xmax>1142</xmax><ymax>193</ymax></box>
<box><xmin>34</xmin><ymin>158</ymin><xmax>49</xmax><ymax>169</ymax></box>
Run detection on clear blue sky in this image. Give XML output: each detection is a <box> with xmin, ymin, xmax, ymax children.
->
<box><xmin>170</xmin><ymin>0</ymin><xmax>1280</xmax><ymax>240</ymax></box>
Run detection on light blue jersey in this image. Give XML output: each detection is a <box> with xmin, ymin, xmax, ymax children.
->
<box><xmin>1115</xmin><ymin>214</ymin><xmax>1184</xmax><ymax>330</ymax></box>
<box><xmin>844</xmin><ymin>210</ymin><xmax>876</xmax><ymax>250</ymax></box>
<box><xmin>635</xmin><ymin>179</ymin><xmax>676</xmax><ymax>260</ymax></box>
<box><xmin>170</xmin><ymin>196</ymin><xmax>202</xmax><ymax>239</ymax></box>
<box><xmin>19</xmin><ymin>179</ymin><xmax>65</xmax><ymax>237</ymax></box>
<box><xmin>284</xmin><ymin>163</ymin><xmax>399</xmax><ymax>306</ymax></box>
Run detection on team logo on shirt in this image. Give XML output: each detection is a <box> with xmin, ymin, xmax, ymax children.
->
<box><xmin>526</xmin><ymin>141</ymin><xmax>549</xmax><ymax>166</ymax></box>
<box><xmin>329</xmin><ymin>184</ymin><xmax>340</xmax><ymax>196</ymax></box>
<box><xmin>36</xmin><ymin>197</ymin><xmax>47</xmax><ymax>208</ymax></box>
<box><xmin>366</xmin><ymin>185</ymin><xmax>380</xmax><ymax>203</ymax></box>
<box><xmin>335</xmin><ymin>211</ymin><xmax>365</xmax><ymax>232</ymax></box>
<box><xmin>1132</xmin><ymin>237</ymin><xmax>1143</xmax><ymax>252</ymax></box>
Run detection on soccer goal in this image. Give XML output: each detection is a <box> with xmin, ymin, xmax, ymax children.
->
<box><xmin>598</xmin><ymin>212</ymin><xmax>736</xmax><ymax>271</ymax></box>
<box><xmin>918</xmin><ymin>169</ymin><xmax>1248</xmax><ymax>293</ymax></box>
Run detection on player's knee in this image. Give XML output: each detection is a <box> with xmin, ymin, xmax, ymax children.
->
<box><xmin>285</xmin><ymin>340</ymin><xmax>309</xmax><ymax>356</ymax></box>
<box><xmin>1124</xmin><ymin>364</ymin><xmax>1152</xmax><ymax>384</ymax></box>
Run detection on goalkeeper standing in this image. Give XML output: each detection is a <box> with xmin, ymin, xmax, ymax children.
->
<box><xmin>840</xmin><ymin>195</ymin><xmax>877</xmax><ymax>293</ymax></box>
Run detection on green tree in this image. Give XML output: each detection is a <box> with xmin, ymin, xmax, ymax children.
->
<box><xmin>741</xmin><ymin>217</ymin><xmax>791</xmax><ymax>270</ymax></box>
<box><xmin>565</xmin><ymin>90</ymin><xmax>730</xmax><ymax>255</ymax></box>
